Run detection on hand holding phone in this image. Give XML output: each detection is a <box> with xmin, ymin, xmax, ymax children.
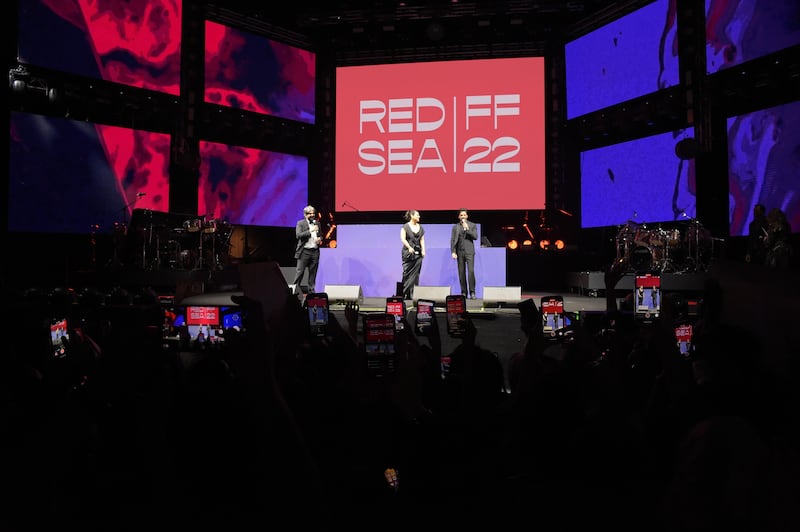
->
<box><xmin>305</xmin><ymin>293</ymin><xmax>330</xmax><ymax>336</ymax></box>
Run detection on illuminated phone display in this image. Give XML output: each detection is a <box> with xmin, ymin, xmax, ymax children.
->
<box><xmin>445</xmin><ymin>295</ymin><xmax>467</xmax><ymax>337</ymax></box>
<box><xmin>385</xmin><ymin>297</ymin><xmax>406</xmax><ymax>331</ymax></box>
<box><xmin>675</xmin><ymin>323</ymin><xmax>693</xmax><ymax>357</ymax></box>
<box><xmin>50</xmin><ymin>318</ymin><xmax>69</xmax><ymax>358</ymax></box>
<box><xmin>306</xmin><ymin>293</ymin><xmax>329</xmax><ymax>336</ymax></box>
<box><xmin>540</xmin><ymin>296</ymin><xmax>565</xmax><ymax>334</ymax></box>
<box><xmin>364</xmin><ymin>313</ymin><xmax>397</xmax><ymax>377</ymax></box>
<box><xmin>414</xmin><ymin>299</ymin><xmax>434</xmax><ymax>335</ymax></box>
<box><xmin>634</xmin><ymin>273</ymin><xmax>661</xmax><ymax>322</ymax></box>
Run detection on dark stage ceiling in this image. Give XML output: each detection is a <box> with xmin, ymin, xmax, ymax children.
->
<box><xmin>212</xmin><ymin>0</ymin><xmax>626</xmax><ymax>54</ymax></box>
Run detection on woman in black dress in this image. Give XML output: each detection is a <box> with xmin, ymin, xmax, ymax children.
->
<box><xmin>400</xmin><ymin>210</ymin><xmax>426</xmax><ymax>300</ymax></box>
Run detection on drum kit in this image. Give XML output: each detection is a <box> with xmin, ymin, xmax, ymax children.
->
<box><xmin>119</xmin><ymin>212</ymin><xmax>233</xmax><ymax>271</ymax></box>
<box><xmin>615</xmin><ymin>217</ymin><xmax>714</xmax><ymax>273</ymax></box>
<box><xmin>173</xmin><ymin>216</ymin><xmax>233</xmax><ymax>271</ymax></box>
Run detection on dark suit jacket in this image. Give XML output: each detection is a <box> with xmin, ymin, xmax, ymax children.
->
<box><xmin>450</xmin><ymin>221</ymin><xmax>478</xmax><ymax>255</ymax></box>
<box><xmin>294</xmin><ymin>218</ymin><xmax>318</xmax><ymax>259</ymax></box>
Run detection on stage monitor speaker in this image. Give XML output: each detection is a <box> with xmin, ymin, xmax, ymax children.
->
<box><xmin>482</xmin><ymin>286</ymin><xmax>522</xmax><ymax>308</ymax></box>
<box><xmin>412</xmin><ymin>285</ymin><xmax>451</xmax><ymax>305</ymax></box>
<box><xmin>324</xmin><ymin>284</ymin><xmax>364</xmax><ymax>304</ymax></box>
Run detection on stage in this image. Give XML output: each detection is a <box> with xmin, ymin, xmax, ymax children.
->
<box><xmin>567</xmin><ymin>270</ymin><xmax>710</xmax><ymax>296</ymax></box>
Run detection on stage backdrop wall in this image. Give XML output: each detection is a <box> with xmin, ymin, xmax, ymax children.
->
<box><xmin>317</xmin><ymin>224</ymin><xmax>506</xmax><ymax>298</ymax></box>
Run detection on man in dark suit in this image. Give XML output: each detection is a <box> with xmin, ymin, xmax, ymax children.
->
<box><xmin>450</xmin><ymin>208</ymin><xmax>479</xmax><ymax>299</ymax></box>
<box><xmin>292</xmin><ymin>205</ymin><xmax>322</xmax><ymax>294</ymax></box>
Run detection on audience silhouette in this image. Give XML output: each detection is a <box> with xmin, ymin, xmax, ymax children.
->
<box><xmin>2</xmin><ymin>259</ymin><xmax>798</xmax><ymax>531</ymax></box>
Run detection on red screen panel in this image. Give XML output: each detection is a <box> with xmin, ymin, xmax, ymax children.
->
<box><xmin>335</xmin><ymin>57</ymin><xmax>546</xmax><ymax>212</ymax></box>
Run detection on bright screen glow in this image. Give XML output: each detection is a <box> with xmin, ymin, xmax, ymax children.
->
<box><xmin>565</xmin><ymin>0</ymin><xmax>678</xmax><ymax>119</ymax></box>
<box><xmin>204</xmin><ymin>20</ymin><xmax>316</xmax><ymax>124</ymax></box>
<box><xmin>727</xmin><ymin>100</ymin><xmax>800</xmax><ymax>236</ymax></box>
<box><xmin>199</xmin><ymin>140</ymin><xmax>308</xmax><ymax>228</ymax></box>
<box><xmin>706</xmin><ymin>0</ymin><xmax>800</xmax><ymax>74</ymax></box>
<box><xmin>580</xmin><ymin>127</ymin><xmax>696</xmax><ymax>229</ymax></box>
<box><xmin>17</xmin><ymin>0</ymin><xmax>181</xmax><ymax>95</ymax></box>
<box><xmin>335</xmin><ymin>57</ymin><xmax>546</xmax><ymax>212</ymax></box>
<box><xmin>9</xmin><ymin>111</ymin><xmax>171</xmax><ymax>235</ymax></box>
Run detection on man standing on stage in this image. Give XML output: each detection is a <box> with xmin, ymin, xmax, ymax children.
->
<box><xmin>450</xmin><ymin>208</ymin><xmax>479</xmax><ymax>299</ymax></box>
<box><xmin>293</xmin><ymin>205</ymin><xmax>322</xmax><ymax>294</ymax></box>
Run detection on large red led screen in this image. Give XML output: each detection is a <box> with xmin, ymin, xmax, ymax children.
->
<box><xmin>199</xmin><ymin>141</ymin><xmax>308</xmax><ymax>228</ymax></box>
<box><xmin>204</xmin><ymin>20</ymin><xmax>316</xmax><ymax>124</ymax></box>
<box><xmin>335</xmin><ymin>57</ymin><xmax>546</xmax><ymax>212</ymax></box>
<box><xmin>9</xmin><ymin>111</ymin><xmax>170</xmax><ymax>235</ymax></box>
<box><xmin>18</xmin><ymin>0</ymin><xmax>181</xmax><ymax>95</ymax></box>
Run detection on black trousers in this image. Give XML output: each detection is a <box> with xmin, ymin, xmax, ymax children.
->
<box><xmin>456</xmin><ymin>252</ymin><xmax>476</xmax><ymax>295</ymax></box>
<box><xmin>401</xmin><ymin>254</ymin><xmax>423</xmax><ymax>299</ymax></box>
<box><xmin>293</xmin><ymin>247</ymin><xmax>320</xmax><ymax>293</ymax></box>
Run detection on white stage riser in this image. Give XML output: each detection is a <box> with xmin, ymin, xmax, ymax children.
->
<box><xmin>316</xmin><ymin>224</ymin><xmax>506</xmax><ymax>298</ymax></box>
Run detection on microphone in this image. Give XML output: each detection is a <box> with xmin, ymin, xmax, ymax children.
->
<box><xmin>136</xmin><ymin>192</ymin><xmax>146</xmax><ymax>197</ymax></box>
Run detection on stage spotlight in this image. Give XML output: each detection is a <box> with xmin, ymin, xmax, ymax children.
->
<box><xmin>555</xmin><ymin>239</ymin><xmax>565</xmax><ymax>250</ymax></box>
<box><xmin>522</xmin><ymin>239</ymin><xmax>533</xmax><ymax>247</ymax></box>
<box><xmin>539</xmin><ymin>239</ymin><xmax>550</xmax><ymax>249</ymax></box>
<box><xmin>9</xmin><ymin>65</ymin><xmax>58</xmax><ymax>103</ymax></box>
<box><xmin>328</xmin><ymin>239</ymin><xmax>337</xmax><ymax>248</ymax></box>
<box><xmin>507</xmin><ymin>239</ymin><xmax>519</xmax><ymax>250</ymax></box>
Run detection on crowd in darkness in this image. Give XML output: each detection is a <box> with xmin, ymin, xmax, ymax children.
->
<box><xmin>2</xmin><ymin>259</ymin><xmax>799</xmax><ymax>532</ymax></box>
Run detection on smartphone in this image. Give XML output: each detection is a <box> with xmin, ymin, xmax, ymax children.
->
<box><xmin>385</xmin><ymin>296</ymin><xmax>407</xmax><ymax>331</ymax></box>
<box><xmin>50</xmin><ymin>318</ymin><xmax>69</xmax><ymax>358</ymax></box>
<box><xmin>445</xmin><ymin>294</ymin><xmax>467</xmax><ymax>337</ymax></box>
<box><xmin>161</xmin><ymin>305</ymin><xmax>245</xmax><ymax>350</ymax></box>
<box><xmin>540</xmin><ymin>295</ymin><xmax>566</xmax><ymax>338</ymax></box>
<box><xmin>414</xmin><ymin>298</ymin><xmax>435</xmax><ymax>336</ymax></box>
<box><xmin>674</xmin><ymin>321</ymin><xmax>693</xmax><ymax>358</ymax></box>
<box><xmin>363</xmin><ymin>313</ymin><xmax>397</xmax><ymax>377</ymax></box>
<box><xmin>305</xmin><ymin>292</ymin><xmax>329</xmax><ymax>336</ymax></box>
<box><xmin>633</xmin><ymin>272</ymin><xmax>661</xmax><ymax>323</ymax></box>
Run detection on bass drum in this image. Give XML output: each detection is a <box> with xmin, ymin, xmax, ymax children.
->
<box><xmin>630</xmin><ymin>245</ymin><xmax>654</xmax><ymax>272</ymax></box>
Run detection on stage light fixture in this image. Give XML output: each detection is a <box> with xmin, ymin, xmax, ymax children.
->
<box><xmin>323</xmin><ymin>214</ymin><xmax>337</xmax><ymax>248</ymax></box>
<box><xmin>522</xmin><ymin>222</ymin><xmax>534</xmax><ymax>240</ymax></box>
<box><xmin>9</xmin><ymin>65</ymin><xmax>58</xmax><ymax>103</ymax></box>
<box><xmin>539</xmin><ymin>239</ymin><xmax>550</xmax><ymax>249</ymax></box>
<box><xmin>522</xmin><ymin>239</ymin><xmax>533</xmax><ymax>247</ymax></box>
<box><xmin>507</xmin><ymin>239</ymin><xmax>519</xmax><ymax>250</ymax></box>
<box><xmin>555</xmin><ymin>239</ymin><xmax>565</xmax><ymax>250</ymax></box>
